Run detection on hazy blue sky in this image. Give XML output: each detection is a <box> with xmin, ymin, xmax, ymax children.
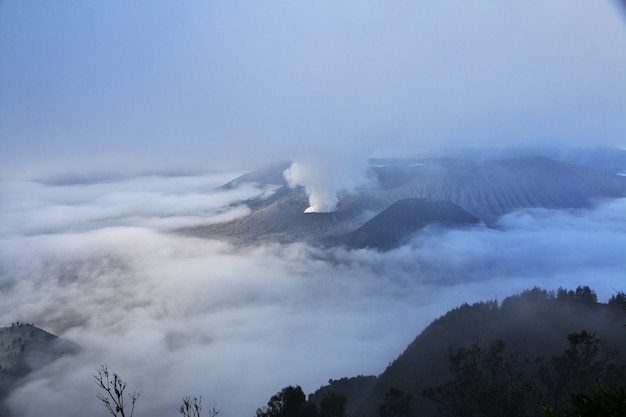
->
<box><xmin>1</xmin><ymin>1</ymin><xmax>625</xmax><ymax>178</ymax></box>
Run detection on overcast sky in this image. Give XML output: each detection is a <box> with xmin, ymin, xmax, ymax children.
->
<box><xmin>1</xmin><ymin>1</ymin><xmax>626</xmax><ymax>178</ymax></box>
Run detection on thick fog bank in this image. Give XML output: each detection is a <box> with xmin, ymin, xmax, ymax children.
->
<box><xmin>0</xmin><ymin>175</ymin><xmax>625</xmax><ymax>417</ymax></box>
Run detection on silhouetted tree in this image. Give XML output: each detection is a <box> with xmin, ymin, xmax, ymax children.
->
<box><xmin>319</xmin><ymin>392</ymin><xmax>347</xmax><ymax>417</ymax></box>
<box><xmin>608</xmin><ymin>292</ymin><xmax>626</xmax><ymax>310</ymax></box>
<box><xmin>556</xmin><ymin>286</ymin><xmax>598</xmax><ymax>304</ymax></box>
<box><xmin>94</xmin><ymin>364</ymin><xmax>140</xmax><ymax>417</ymax></box>
<box><xmin>543</xmin><ymin>382</ymin><xmax>626</xmax><ymax>417</ymax></box>
<box><xmin>423</xmin><ymin>340</ymin><xmax>531</xmax><ymax>417</ymax></box>
<box><xmin>556</xmin><ymin>287</ymin><xmax>575</xmax><ymax>302</ymax></box>
<box><xmin>574</xmin><ymin>286</ymin><xmax>598</xmax><ymax>304</ymax></box>
<box><xmin>93</xmin><ymin>365</ymin><xmax>220</xmax><ymax>417</ymax></box>
<box><xmin>256</xmin><ymin>386</ymin><xmax>311</xmax><ymax>417</ymax></box>
<box><xmin>379</xmin><ymin>387</ymin><xmax>412</xmax><ymax>417</ymax></box>
<box><xmin>537</xmin><ymin>331</ymin><xmax>620</xmax><ymax>414</ymax></box>
<box><xmin>179</xmin><ymin>396</ymin><xmax>202</xmax><ymax>417</ymax></box>
<box><xmin>179</xmin><ymin>395</ymin><xmax>219</xmax><ymax>417</ymax></box>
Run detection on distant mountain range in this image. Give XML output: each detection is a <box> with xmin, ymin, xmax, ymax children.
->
<box><xmin>180</xmin><ymin>147</ymin><xmax>626</xmax><ymax>249</ymax></box>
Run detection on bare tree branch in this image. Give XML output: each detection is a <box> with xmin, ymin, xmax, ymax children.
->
<box><xmin>94</xmin><ymin>364</ymin><xmax>140</xmax><ymax>417</ymax></box>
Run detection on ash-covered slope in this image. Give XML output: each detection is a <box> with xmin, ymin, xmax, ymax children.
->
<box><xmin>329</xmin><ymin>199</ymin><xmax>480</xmax><ymax>250</ymax></box>
<box><xmin>179</xmin><ymin>156</ymin><xmax>626</xmax><ymax>245</ymax></box>
<box><xmin>183</xmin><ymin>185</ymin><xmax>368</xmax><ymax>245</ymax></box>
<box><xmin>362</xmin><ymin>156</ymin><xmax>626</xmax><ymax>222</ymax></box>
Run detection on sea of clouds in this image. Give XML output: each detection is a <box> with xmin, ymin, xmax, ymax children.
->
<box><xmin>1</xmin><ymin>172</ymin><xmax>625</xmax><ymax>417</ymax></box>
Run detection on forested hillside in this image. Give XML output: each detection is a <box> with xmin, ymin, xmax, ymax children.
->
<box><xmin>2</xmin><ymin>288</ymin><xmax>625</xmax><ymax>417</ymax></box>
<box><xmin>0</xmin><ymin>323</ymin><xmax>80</xmax><ymax>416</ymax></box>
<box><xmin>309</xmin><ymin>287</ymin><xmax>626</xmax><ymax>417</ymax></box>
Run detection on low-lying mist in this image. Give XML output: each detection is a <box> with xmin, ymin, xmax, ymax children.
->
<box><xmin>0</xmin><ymin>173</ymin><xmax>625</xmax><ymax>417</ymax></box>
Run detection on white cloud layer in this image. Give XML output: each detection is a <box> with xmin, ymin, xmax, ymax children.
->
<box><xmin>1</xmin><ymin>175</ymin><xmax>624</xmax><ymax>417</ymax></box>
<box><xmin>0</xmin><ymin>173</ymin><xmax>277</xmax><ymax>236</ymax></box>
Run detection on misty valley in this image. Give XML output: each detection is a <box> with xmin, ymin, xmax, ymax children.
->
<box><xmin>1</xmin><ymin>147</ymin><xmax>626</xmax><ymax>417</ymax></box>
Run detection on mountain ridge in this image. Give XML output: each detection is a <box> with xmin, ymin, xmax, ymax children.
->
<box><xmin>327</xmin><ymin>199</ymin><xmax>480</xmax><ymax>250</ymax></box>
<box><xmin>179</xmin><ymin>155</ymin><xmax>626</xmax><ymax>247</ymax></box>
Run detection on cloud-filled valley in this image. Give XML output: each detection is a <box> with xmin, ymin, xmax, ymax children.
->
<box><xmin>1</xmin><ymin>173</ymin><xmax>624</xmax><ymax>417</ymax></box>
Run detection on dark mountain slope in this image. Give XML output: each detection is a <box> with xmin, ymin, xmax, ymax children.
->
<box><xmin>309</xmin><ymin>375</ymin><xmax>377</xmax><ymax>413</ymax></box>
<box><xmin>0</xmin><ymin>323</ymin><xmax>79</xmax><ymax>416</ymax></box>
<box><xmin>179</xmin><ymin>156</ymin><xmax>626</xmax><ymax>245</ymax></box>
<box><xmin>310</xmin><ymin>289</ymin><xmax>626</xmax><ymax>417</ymax></box>
<box><xmin>329</xmin><ymin>199</ymin><xmax>480</xmax><ymax>250</ymax></box>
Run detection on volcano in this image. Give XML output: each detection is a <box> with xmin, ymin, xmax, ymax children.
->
<box><xmin>179</xmin><ymin>152</ymin><xmax>626</xmax><ymax>249</ymax></box>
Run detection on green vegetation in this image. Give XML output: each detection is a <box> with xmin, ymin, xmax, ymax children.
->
<box><xmin>254</xmin><ymin>386</ymin><xmax>347</xmax><ymax>417</ymax></box>
<box><xmin>423</xmin><ymin>339</ymin><xmax>531</xmax><ymax>417</ymax></box>
<box><xmin>423</xmin><ymin>330</ymin><xmax>624</xmax><ymax>416</ymax></box>
<box><xmin>379</xmin><ymin>388</ymin><xmax>412</xmax><ymax>417</ymax></box>
<box><xmin>544</xmin><ymin>383</ymin><xmax>626</xmax><ymax>417</ymax></box>
<box><xmin>311</xmin><ymin>286</ymin><xmax>626</xmax><ymax>417</ymax></box>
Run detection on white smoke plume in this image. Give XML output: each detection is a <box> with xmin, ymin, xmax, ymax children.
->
<box><xmin>283</xmin><ymin>155</ymin><xmax>369</xmax><ymax>213</ymax></box>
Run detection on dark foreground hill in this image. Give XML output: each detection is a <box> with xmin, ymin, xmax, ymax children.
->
<box><xmin>309</xmin><ymin>288</ymin><xmax>626</xmax><ymax>417</ymax></box>
<box><xmin>3</xmin><ymin>290</ymin><xmax>624</xmax><ymax>417</ymax></box>
<box><xmin>179</xmin><ymin>155</ymin><xmax>626</xmax><ymax>247</ymax></box>
<box><xmin>0</xmin><ymin>323</ymin><xmax>79</xmax><ymax>416</ymax></box>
